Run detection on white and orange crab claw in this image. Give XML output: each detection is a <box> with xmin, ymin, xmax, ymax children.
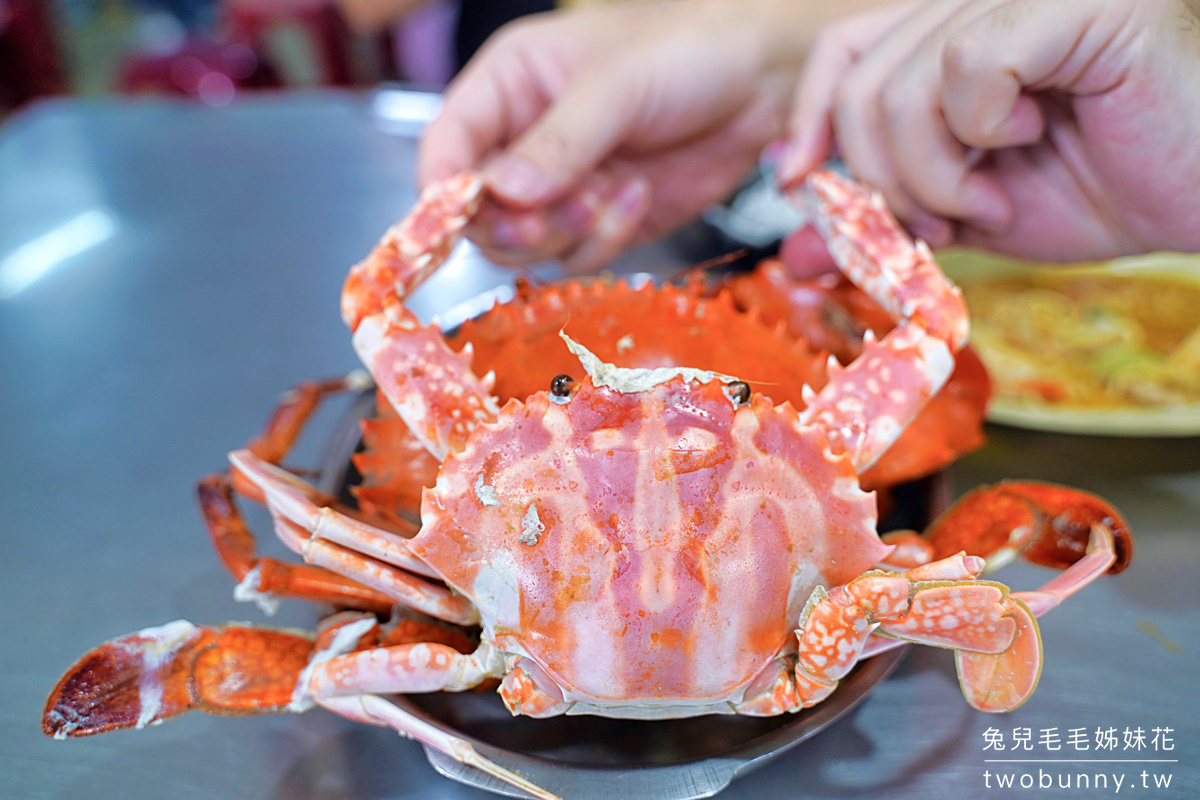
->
<box><xmin>949</xmin><ymin>520</ymin><xmax>1116</xmax><ymax>712</ymax></box>
<box><xmin>342</xmin><ymin>172</ymin><xmax>500</xmax><ymax>461</ymax></box>
<box><xmin>796</xmin><ymin>170</ymin><xmax>968</xmax><ymax>473</ymax></box>
<box><xmin>44</xmin><ymin>611</ymin><xmax>558</xmax><ymax>800</ymax></box>
<box><xmin>341</xmin><ymin>172</ymin><xmax>484</xmax><ymax>330</ymax></box>
<box><xmin>802</xmin><ymin>170</ymin><xmax>969</xmax><ymax>350</ymax></box>
<box><xmin>793</xmin><ymin>553</ymin><xmax>1042</xmax><ymax>713</ymax></box>
<box><xmin>858</xmin><ymin>482</ymin><xmax>1132</xmax><ymax>710</ymax></box>
<box><xmin>955</xmin><ymin>597</ymin><xmax>1041</xmax><ymax>713</ymax></box>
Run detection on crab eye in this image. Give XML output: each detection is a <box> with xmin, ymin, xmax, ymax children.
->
<box><xmin>724</xmin><ymin>381</ymin><xmax>751</xmax><ymax>406</ymax></box>
<box><xmin>550</xmin><ymin>374</ymin><xmax>575</xmax><ymax>399</ymax></box>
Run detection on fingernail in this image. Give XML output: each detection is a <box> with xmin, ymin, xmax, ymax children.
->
<box><xmin>594</xmin><ymin>177</ymin><xmax>648</xmax><ymax>241</ymax></box>
<box><xmin>488</xmin><ymin>158</ymin><xmax>549</xmax><ymax>205</ymax></box>
<box><xmin>556</xmin><ymin>190</ymin><xmax>601</xmax><ymax>237</ymax></box>
<box><xmin>613</xmin><ymin>176</ymin><xmax>650</xmax><ymax>217</ymax></box>
<box><xmin>489</xmin><ymin>217</ymin><xmax>526</xmax><ymax>249</ymax></box>
<box><xmin>963</xmin><ymin>182</ymin><xmax>1011</xmax><ymax>233</ymax></box>
<box><xmin>776</xmin><ymin>141</ymin><xmax>805</xmax><ymax>187</ymax></box>
<box><xmin>490</xmin><ymin>213</ymin><xmax>543</xmax><ymax>250</ymax></box>
<box><xmin>910</xmin><ymin>214</ymin><xmax>954</xmax><ymax>248</ymax></box>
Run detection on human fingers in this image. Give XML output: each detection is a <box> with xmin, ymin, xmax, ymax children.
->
<box><xmin>466</xmin><ymin>172</ymin><xmax>649</xmax><ymax>269</ymax></box>
<box><xmin>477</xmin><ymin>0</ymin><xmax>798</xmax><ymax>210</ymax></box>
<box><xmin>467</xmin><ymin>173</ymin><xmax>611</xmax><ymax>265</ymax></box>
<box><xmin>778</xmin><ymin>1</ymin><xmax>916</xmax><ymax>186</ymax></box>
<box><xmin>481</xmin><ymin>55</ymin><xmax>658</xmax><ymax>209</ymax></box>
<box><xmin>939</xmin><ymin>0</ymin><xmax>1136</xmax><ymax>146</ymax></box>
<box><xmin>466</xmin><ymin>207</ymin><xmax>553</xmax><ymax>266</ymax></box>
<box><xmin>878</xmin><ymin>0</ymin><xmax>1016</xmax><ymax>233</ymax></box>
<box><xmin>610</xmin><ymin>76</ymin><xmax>790</xmax><ymax>244</ymax></box>
<box><xmin>468</xmin><ymin>74</ymin><xmax>784</xmax><ymax>268</ymax></box>
<box><xmin>882</xmin><ymin>0</ymin><xmax>1143</xmax><ymax>234</ymax></box>
<box><xmin>779</xmin><ymin>227</ymin><xmax>837</xmax><ymax>277</ymax></box>
<box><xmin>418</xmin><ymin>18</ymin><xmax>569</xmax><ymax>187</ymax></box>
<box><xmin>951</xmin><ymin>128</ymin><xmax>1136</xmax><ymax>260</ymax></box>
<box><xmin>418</xmin><ymin>61</ymin><xmax>510</xmax><ymax>188</ymax></box>
<box><xmin>560</xmin><ymin>176</ymin><xmax>651</xmax><ymax>274</ymax></box>
<box><xmin>827</xmin><ymin>0</ymin><xmax>979</xmax><ymax>245</ymax></box>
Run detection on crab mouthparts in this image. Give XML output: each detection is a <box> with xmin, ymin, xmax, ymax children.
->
<box><xmin>558</xmin><ymin>331</ymin><xmax>744</xmax><ymax>395</ymax></box>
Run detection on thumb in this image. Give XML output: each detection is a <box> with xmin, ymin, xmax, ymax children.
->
<box><xmin>940</xmin><ymin>0</ymin><xmax>1135</xmax><ymax>148</ymax></box>
<box><xmin>485</xmin><ymin>65</ymin><xmax>643</xmax><ymax>208</ymax></box>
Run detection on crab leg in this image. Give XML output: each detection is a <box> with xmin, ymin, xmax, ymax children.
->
<box><xmin>323</xmin><ymin>695</ymin><xmax>560</xmax><ymax>800</ymax></box>
<box><xmin>885</xmin><ymin>481</ymin><xmax>1134</xmax><ymax>573</ymax></box>
<box><xmin>42</xmin><ymin>612</ymin><xmax>478</xmax><ymax>738</ymax></box>
<box><xmin>233</xmin><ymin>373</ymin><xmax>371</xmax><ymax>496</ymax></box>
<box><xmin>1013</xmin><ymin>524</ymin><xmax>1117</xmax><ymax>615</ymax></box>
<box><xmin>794</xmin><ymin>554</ymin><xmax>1041</xmax><ymax>713</ymax></box>
<box><xmin>201</xmin><ymin>472</ymin><xmax>405</xmax><ymax>614</ymax></box>
<box><xmin>868</xmin><ymin>492</ymin><xmax>1125</xmax><ymax>711</ymax></box>
<box><xmin>42</xmin><ymin>621</ymin><xmax>316</xmax><ymax>738</ymax></box>
<box><xmin>231</xmin><ymin>450</ymin><xmax>480</xmax><ymax>625</ymax></box>
<box><xmin>882</xmin><ymin>525</ymin><xmax>1120</xmax><ymax>616</ymax></box>
<box><xmin>303</xmin><ymin>624</ymin><xmax>558</xmax><ymax>800</ymax></box>
<box><xmin>726</xmin><ymin>259</ymin><xmax>992</xmax><ymax>490</ymax></box>
<box><xmin>342</xmin><ymin>172</ymin><xmax>500</xmax><ymax>461</ymax></box>
<box><xmin>197</xmin><ymin>374</ymin><xmax>419</xmax><ymax>614</ymax></box>
<box><xmin>797</xmin><ymin>170</ymin><xmax>968</xmax><ymax>471</ymax></box>
<box><xmin>230</xmin><ymin>451</ymin><xmax>430</xmax><ymax>575</ymax></box>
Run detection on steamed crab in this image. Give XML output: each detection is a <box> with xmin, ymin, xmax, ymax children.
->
<box><xmin>44</xmin><ymin>170</ymin><xmax>1131</xmax><ymax>800</ymax></box>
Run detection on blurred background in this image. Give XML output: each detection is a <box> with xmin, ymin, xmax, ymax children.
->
<box><xmin>0</xmin><ymin>0</ymin><xmax>581</xmax><ymax>117</ymax></box>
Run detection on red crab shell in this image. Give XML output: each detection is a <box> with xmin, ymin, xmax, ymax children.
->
<box><xmin>412</xmin><ymin>370</ymin><xmax>888</xmax><ymax>709</ymax></box>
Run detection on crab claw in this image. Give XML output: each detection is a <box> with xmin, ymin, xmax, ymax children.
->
<box><xmin>339</xmin><ymin>172</ymin><xmax>499</xmax><ymax>461</ymax></box>
<box><xmin>914</xmin><ymin>480</ymin><xmax>1133</xmax><ymax>575</ymax></box>
<box><xmin>42</xmin><ymin>622</ymin><xmax>314</xmax><ymax>738</ymax></box>
<box><xmin>956</xmin><ymin>596</ymin><xmax>1042</xmax><ymax>713</ymax></box>
<box><xmin>794</xmin><ymin>560</ymin><xmax>1045</xmax><ymax>713</ymax></box>
<box><xmin>866</xmin><ymin>483</ymin><xmax>1134</xmax><ymax>710</ymax></box>
<box><xmin>341</xmin><ymin>172</ymin><xmax>483</xmax><ymax>331</ymax></box>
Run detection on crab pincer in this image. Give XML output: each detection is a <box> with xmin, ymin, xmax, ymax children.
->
<box><xmin>876</xmin><ymin>480</ymin><xmax>1133</xmax><ymax>711</ymax></box>
<box><xmin>776</xmin><ymin>172</ymin><xmax>1130</xmax><ymax>714</ymax></box>
<box><xmin>341</xmin><ymin>172</ymin><xmax>499</xmax><ymax>461</ymax></box>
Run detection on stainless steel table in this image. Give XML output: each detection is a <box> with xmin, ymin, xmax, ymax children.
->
<box><xmin>3</xmin><ymin>92</ymin><xmax>1198</xmax><ymax>799</ymax></box>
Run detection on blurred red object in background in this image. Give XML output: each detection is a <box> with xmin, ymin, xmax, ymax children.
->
<box><xmin>0</xmin><ymin>0</ymin><xmax>68</xmax><ymax>110</ymax></box>
<box><xmin>117</xmin><ymin>0</ymin><xmax>357</xmax><ymax>103</ymax></box>
<box><xmin>119</xmin><ymin>39</ymin><xmax>280</xmax><ymax>104</ymax></box>
<box><xmin>226</xmin><ymin>0</ymin><xmax>353</xmax><ymax>86</ymax></box>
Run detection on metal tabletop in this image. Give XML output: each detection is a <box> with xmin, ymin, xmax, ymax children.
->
<box><xmin>3</xmin><ymin>92</ymin><xmax>1197</xmax><ymax>800</ymax></box>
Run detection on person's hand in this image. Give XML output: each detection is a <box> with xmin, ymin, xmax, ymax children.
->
<box><xmin>419</xmin><ymin>0</ymin><xmax>887</xmax><ymax>272</ymax></box>
<box><xmin>779</xmin><ymin>0</ymin><xmax>1200</xmax><ymax>261</ymax></box>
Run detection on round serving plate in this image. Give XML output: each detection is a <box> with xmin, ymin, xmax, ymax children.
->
<box><xmin>317</xmin><ymin>389</ymin><xmax>938</xmax><ymax>800</ymax></box>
